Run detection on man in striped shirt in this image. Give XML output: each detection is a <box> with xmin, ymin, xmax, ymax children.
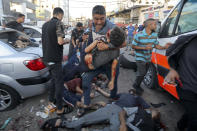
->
<box><xmin>132</xmin><ymin>18</ymin><xmax>171</xmax><ymax>95</ymax></box>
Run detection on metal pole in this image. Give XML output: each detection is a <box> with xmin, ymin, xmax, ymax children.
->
<box><xmin>68</xmin><ymin>0</ymin><xmax>69</xmax><ymax>25</ymax></box>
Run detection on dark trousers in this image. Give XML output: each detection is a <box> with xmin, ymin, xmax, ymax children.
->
<box><xmin>68</xmin><ymin>43</ymin><xmax>74</xmax><ymax>60</ymax></box>
<box><xmin>46</xmin><ymin>62</ymin><xmax>64</xmax><ymax>110</ymax></box>
<box><xmin>82</xmin><ymin>63</ymin><xmax>119</xmax><ymax>106</ymax></box>
<box><xmin>177</xmin><ymin>87</ymin><xmax>197</xmax><ymax>131</ymax></box>
<box><xmin>133</xmin><ymin>61</ymin><xmax>150</xmax><ymax>88</ymax></box>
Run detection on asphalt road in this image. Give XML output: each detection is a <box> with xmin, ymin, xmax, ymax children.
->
<box><xmin>0</xmin><ymin>49</ymin><xmax>184</xmax><ymax>131</ymax></box>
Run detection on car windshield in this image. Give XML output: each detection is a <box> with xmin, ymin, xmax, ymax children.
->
<box><xmin>0</xmin><ymin>30</ymin><xmax>39</xmax><ymax>51</ymax></box>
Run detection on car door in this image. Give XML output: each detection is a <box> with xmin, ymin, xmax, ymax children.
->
<box><xmin>153</xmin><ymin>0</ymin><xmax>197</xmax><ymax>98</ymax></box>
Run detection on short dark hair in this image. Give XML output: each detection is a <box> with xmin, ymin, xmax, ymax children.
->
<box><xmin>92</xmin><ymin>5</ymin><xmax>106</xmax><ymax>15</ymax></box>
<box><xmin>53</xmin><ymin>7</ymin><xmax>64</xmax><ymax>15</ymax></box>
<box><xmin>110</xmin><ymin>26</ymin><xmax>126</xmax><ymax>47</ymax></box>
<box><xmin>144</xmin><ymin>18</ymin><xmax>155</xmax><ymax>27</ymax></box>
<box><xmin>76</xmin><ymin>22</ymin><xmax>83</xmax><ymax>27</ymax></box>
<box><xmin>17</xmin><ymin>13</ymin><xmax>25</xmax><ymax>18</ymax></box>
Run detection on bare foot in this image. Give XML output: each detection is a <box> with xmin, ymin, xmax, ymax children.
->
<box><xmin>108</xmin><ymin>80</ymin><xmax>114</xmax><ymax>91</ymax></box>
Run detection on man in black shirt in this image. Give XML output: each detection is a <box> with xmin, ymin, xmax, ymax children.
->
<box><xmin>42</xmin><ymin>7</ymin><xmax>67</xmax><ymax>115</ymax></box>
<box><xmin>165</xmin><ymin>34</ymin><xmax>197</xmax><ymax>131</ymax></box>
<box><xmin>68</xmin><ymin>22</ymin><xmax>84</xmax><ymax>59</ymax></box>
<box><xmin>6</xmin><ymin>13</ymin><xmax>25</xmax><ymax>32</ymax></box>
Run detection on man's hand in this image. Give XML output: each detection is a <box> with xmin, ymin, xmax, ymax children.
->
<box><xmin>164</xmin><ymin>68</ymin><xmax>180</xmax><ymax>85</ymax></box>
<box><xmin>108</xmin><ymin>80</ymin><xmax>114</xmax><ymax>91</ymax></box>
<box><xmin>97</xmin><ymin>41</ymin><xmax>109</xmax><ymax>51</ymax></box>
<box><xmin>164</xmin><ymin>42</ymin><xmax>172</xmax><ymax>49</ymax></box>
<box><xmin>145</xmin><ymin>45</ymin><xmax>153</xmax><ymax>50</ymax></box>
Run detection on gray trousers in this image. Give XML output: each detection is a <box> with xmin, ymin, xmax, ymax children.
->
<box><xmin>134</xmin><ymin>61</ymin><xmax>150</xmax><ymax>87</ymax></box>
<box><xmin>66</xmin><ymin>104</ymin><xmax>122</xmax><ymax>131</ymax></box>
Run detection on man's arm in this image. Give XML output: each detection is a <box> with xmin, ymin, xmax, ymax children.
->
<box><xmin>119</xmin><ymin>110</ymin><xmax>128</xmax><ymax>131</ymax></box>
<box><xmin>56</xmin><ymin>21</ymin><xmax>66</xmax><ymax>45</ymax></box>
<box><xmin>108</xmin><ymin>59</ymin><xmax>118</xmax><ymax>91</ymax></box>
<box><xmin>164</xmin><ymin>68</ymin><xmax>180</xmax><ymax>85</ymax></box>
<box><xmin>95</xmin><ymin>86</ymin><xmax>110</xmax><ymax>98</ymax></box>
<box><xmin>155</xmin><ymin>43</ymin><xmax>172</xmax><ymax>50</ymax></box>
<box><xmin>84</xmin><ymin>40</ymin><xmax>98</xmax><ymax>53</ymax></box>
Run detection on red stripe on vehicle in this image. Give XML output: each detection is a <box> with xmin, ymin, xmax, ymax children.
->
<box><xmin>151</xmin><ymin>52</ymin><xmax>170</xmax><ymax>69</ymax></box>
<box><xmin>157</xmin><ymin>74</ymin><xmax>179</xmax><ymax>100</ymax></box>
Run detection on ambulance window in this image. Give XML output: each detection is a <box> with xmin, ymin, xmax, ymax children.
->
<box><xmin>175</xmin><ymin>1</ymin><xmax>197</xmax><ymax>34</ymax></box>
<box><xmin>160</xmin><ymin>3</ymin><xmax>181</xmax><ymax>37</ymax></box>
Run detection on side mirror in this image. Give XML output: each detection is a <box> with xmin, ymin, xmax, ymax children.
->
<box><xmin>156</xmin><ymin>21</ymin><xmax>161</xmax><ymax>34</ymax></box>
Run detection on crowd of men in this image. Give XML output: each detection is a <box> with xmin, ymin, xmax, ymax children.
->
<box><xmin>4</xmin><ymin>4</ymin><xmax>197</xmax><ymax>131</ymax></box>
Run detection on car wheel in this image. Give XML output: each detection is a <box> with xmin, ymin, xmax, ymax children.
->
<box><xmin>143</xmin><ymin>64</ymin><xmax>158</xmax><ymax>89</ymax></box>
<box><xmin>0</xmin><ymin>85</ymin><xmax>20</xmax><ymax>111</ymax></box>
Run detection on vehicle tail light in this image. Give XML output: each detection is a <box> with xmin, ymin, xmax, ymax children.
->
<box><xmin>24</xmin><ymin>58</ymin><xmax>46</xmax><ymax>71</ymax></box>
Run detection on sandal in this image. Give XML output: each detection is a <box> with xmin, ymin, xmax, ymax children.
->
<box><xmin>57</xmin><ymin>105</ymin><xmax>74</xmax><ymax>116</ymax></box>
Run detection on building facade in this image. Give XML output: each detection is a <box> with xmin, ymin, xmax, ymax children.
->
<box><xmin>1</xmin><ymin>0</ymin><xmax>37</xmax><ymax>21</ymax></box>
<box><xmin>107</xmin><ymin>0</ymin><xmax>175</xmax><ymax>25</ymax></box>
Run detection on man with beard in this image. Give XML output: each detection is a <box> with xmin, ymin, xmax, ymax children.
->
<box><xmin>131</xmin><ymin>18</ymin><xmax>171</xmax><ymax>95</ymax></box>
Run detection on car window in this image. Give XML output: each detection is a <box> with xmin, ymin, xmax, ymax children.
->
<box><xmin>0</xmin><ymin>31</ymin><xmax>38</xmax><ymax>49</ymax></box>
<box><xmin>175</xmin><ymin>1</ymin><xmax>197</xmax><ymax>34</ymax></box>
<box><xmin>24</xmin><ymin>28</ymin><xmax>41</xmax><ymax>38</ymax></box>
<box><xmin>160</xmin><ymin>3</ymin><xmax>181</xmax><ymax>37</ymax></box>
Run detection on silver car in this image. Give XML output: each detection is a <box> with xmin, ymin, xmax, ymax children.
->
<box><xmin>0</xmin><ymin>27</ymin><xmax>50</xmax><ymax>111</ymax></box>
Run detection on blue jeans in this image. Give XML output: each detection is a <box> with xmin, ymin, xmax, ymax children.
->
<box><xmin>126</xmin><ymin>36</ymin><xmax>133</xmax><ymax>50</ymax></box>
<box><xmin>66</xmin><ymin>104</ymin><xmax>122</xmax><ymax>131</ymax></box>
<box><xmin>82</xmin><ymin>63</ymin><xmax>120</xmax><ymax>105</ymax></box>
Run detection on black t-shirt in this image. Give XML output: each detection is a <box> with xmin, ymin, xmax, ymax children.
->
<box><xmin>115</xmin><ymin>93</ymin><xmax>150</xmax><ymax>109</ymax></box>
<box><xmin>42</xmin><ymin>17</ymin><xmax>63</xmax><ymax>62</ymax></box>
<box><xmin>6</xmin><ymin>21</ymin><xmax>24</xmax><ymax>32</ymax></box>
<box><xmin>178</xmin><ymin>37</ymin><xmax>197</xmax><ymax>94</ymax></box>
<box><xmin>71</xmin><ymin>28</ymin><xmax>84</xmax><ymax>44</ymax></box>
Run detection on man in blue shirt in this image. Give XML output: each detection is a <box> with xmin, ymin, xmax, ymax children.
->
<box><xmin>126</xmin><ymin>21</ymin><xmax>135</xmax><ymax>51</ymax></box>
<box><xmin>132</xmin><ymin>18</ymin><xmax>171</xmax><ymax>95</ymax></box>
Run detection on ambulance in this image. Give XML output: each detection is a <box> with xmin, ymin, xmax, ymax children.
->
<box><xmin>143</xmin><ymin>0</ymin><xmax>197</xmax><ymax>99</ymax></box>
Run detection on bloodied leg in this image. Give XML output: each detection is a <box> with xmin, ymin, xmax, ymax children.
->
<box><xmin>108</xmin><ymin>59</ymin><xmax>118</xmax><ymax>91</ymax></box>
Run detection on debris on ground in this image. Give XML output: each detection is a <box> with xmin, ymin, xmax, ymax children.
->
<box><xmin>36</xmin><ymin>112</ymin><xmax>48</xmax><ymax>119</ymax></box>
<box><xmin>0</xmin><ymin>117</ymin><xmax>12</xmax><ymax>130</ymax></box>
